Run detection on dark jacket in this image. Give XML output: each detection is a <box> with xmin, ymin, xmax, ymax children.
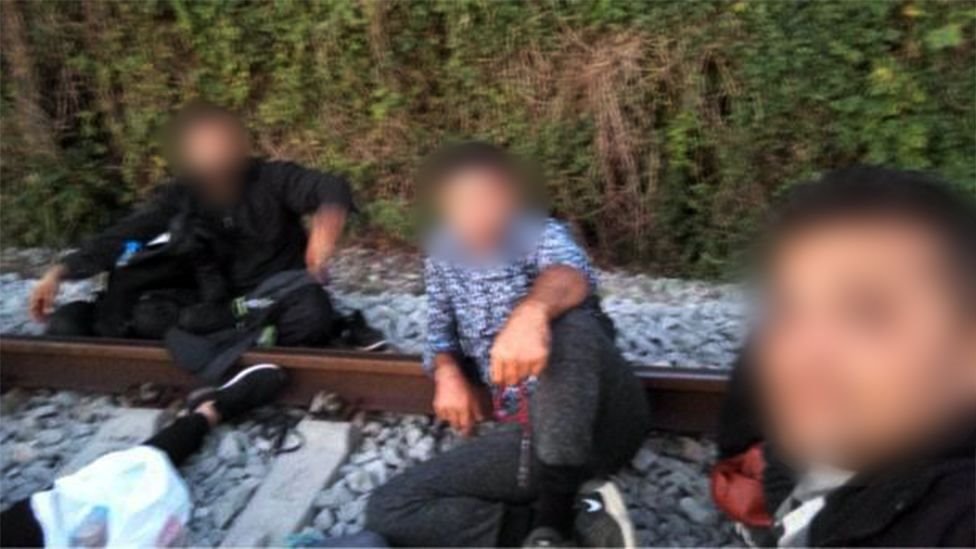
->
<box><xmin>715</xmin><ymin>355</ymin><xmax>975</xmax><ymax>547</ymax></box>
<box><xmin>62</xmin><ymin>159</ymin><xmax>354</xmax><ymax>294</ymax></box>
<box><xmin>810</xmin><ymin>432</ymin><xmax>974</xmax><ymax>547</ymax></box>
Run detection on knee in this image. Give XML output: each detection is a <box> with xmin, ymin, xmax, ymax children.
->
<box><xmin>275</xmin><ymin>286</ymin><xmax>334</xmax><ymax>346</ymax></box>
<box><xmin>550</xmin><ymin>308</ymin><xmax>609</xmax><ymax>350</ymax></box>
<box><xmin>131</xmin><ymin>297</ymin><xmax>182</xmax><ymax>339</ymax></box>
<box><xmin>363</xmin><ymin>490</ymin><xmax>389</xmax><ymax>532</ymax></box>
<box><xmin>543</xmin><ymin>308</ymin><xmax>611</xmax><ymax>376</ymax></box>
<box><xmin>46</xmin><ymin>301</ymin><xmax>94</xmax><ymax>337</ymax></box>
<box><xmin>364</xmin><ymin>479</ymin><xmax>411</xmax><ymax>537</ymax></box>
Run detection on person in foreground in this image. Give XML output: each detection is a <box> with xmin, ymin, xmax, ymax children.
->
<box><xmin>0</xmin><ymin>363</ymin><xmax>287</xmax><ymax>547</ymax></box>
<box><xmin>711</xmin><ymin>167</ymin><xmax>975</xmax><ymax>547</ymax></box>
<box><xmin>28</xmin><ymin>101</ymin><xmax>382</xmax><ymax>354</ymax></box>
<box><xmin>365</xmin><ymin>142</ymin><xmax>651</xmax><ymax>547</ymax></box>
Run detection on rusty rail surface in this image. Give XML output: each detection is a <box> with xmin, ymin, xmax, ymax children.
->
<box><xmin>0</xmin><ymin>335</ymin><xmax>728</xmax><ymax>433</ymax></box>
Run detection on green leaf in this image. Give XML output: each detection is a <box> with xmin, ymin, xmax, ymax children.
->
<box><xmin>924</xmin><ymin>23</ymin><xmax>963</xmax><ymax>50</ymax></box>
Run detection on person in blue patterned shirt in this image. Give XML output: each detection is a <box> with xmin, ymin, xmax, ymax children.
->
<box><xmin>366</xmin><ymin>142</ymin><xmax>650</xmax><ymax>548</ymax></box>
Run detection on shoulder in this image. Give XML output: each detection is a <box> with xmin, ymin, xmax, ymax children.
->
<box><xmin>424</xmin><ymin>255</ymin><xmax>452</xmax><ymax>275</ymax></box>
<box><xmin>256</xmin><ymin>158</ymin><xmax>303</xmax><ymax>175</ymax></box>
<box><xmin>839</xmin><ymin>459</ymin><xmax>974</xmax><ymax>547</ymax></box>
<box><xmin>540</xmin><ymin>217</ymin><xmax>575</xmax><ymax>240</ymax></box>
<box><xmin>536</xmin><ymin>217</ymin><xmax>588</xmax><ymax>256</ymax></box>
<box><xmin>904</xmin><ymin>463</ymin><xmax>975</xmax><ymax>545</ymax></box>
<box><xmin>148</xmin><ymin>179</ymin><xmax>190</xmax><ymax>205</ymax></box>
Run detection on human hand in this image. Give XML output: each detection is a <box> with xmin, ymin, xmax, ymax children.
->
<box><xmin>433</xmin><ymin>359</ymin><xmax>486</xmax><ymax>437</ymax></box>
<box><xmin>29</xmin><ymin>265</ymin><xmax>66</xmax><ymax>322</ymax></box>
<box><xmin>490</xmin><ymin>300</ymin><xmax>551</xmax><ymax>387</ymax></box>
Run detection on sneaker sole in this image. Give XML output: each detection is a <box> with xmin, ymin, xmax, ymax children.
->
<box><xmin>356</xmin><ymin>339</ymin><xmax>388</xmax><ymax>352</ymax></box>
<box><xmin>583</xmin><ymin>479</ymin><xmax>637</xmax><ymax>549</ymax></box>
<box><xmin>218</xmin><ymin>363</ymin><xmax>282</xmax><ymax>390</ymax></box>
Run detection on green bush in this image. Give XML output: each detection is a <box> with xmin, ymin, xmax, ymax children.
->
<box><xmin>2</xmin><ymin>0</ymin><xmax>973</xmax><ymax>278</ymax></box>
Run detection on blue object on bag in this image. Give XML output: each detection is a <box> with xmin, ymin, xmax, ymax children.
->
<box><xmin>68</xmin><ymin>506</ymin><xmax>109</xmax><ymax>547</ymax></box>
<box><xmin>116</xmin><ymin>240</ymin><xmax>143</xmax><ymax>267</ymax></box>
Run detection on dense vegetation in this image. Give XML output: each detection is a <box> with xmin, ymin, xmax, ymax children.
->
<box><xmin>2</xmin><ymin>0</ymin><xmax>974</xmax><ymax>278</ymax></box>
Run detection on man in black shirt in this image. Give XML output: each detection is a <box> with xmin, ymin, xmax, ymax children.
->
<box><xmin>29</xmin><ymin>102</ymin><xmax>353</xmax><ymax>348</ymax></box>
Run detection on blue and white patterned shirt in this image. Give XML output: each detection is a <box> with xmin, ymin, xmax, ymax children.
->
<box><xmin>423</xmin><ymin>216</ymin><xmax>598</xmax><ymax>420</ymax></box>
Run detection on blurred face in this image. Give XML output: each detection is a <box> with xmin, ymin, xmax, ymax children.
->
<box><xmin>756</xmin><ymin>218</ymin><xmax>975</xmax><ymax>471</ymax></box>
<box><xmin>177</xmin><ymin>119</ymin><xmax>250</xmax><ymax>201</ymax></box>
<box><xmin>436</xmin><ymin>166</ymin><xmax>520</xmax><ymax>254</ymax></box>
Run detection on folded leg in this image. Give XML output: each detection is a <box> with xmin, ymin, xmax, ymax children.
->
<box><xmin>366</xmin><ymin>425</ymin><xmax>535</xmax><ymax>547</ymax></box>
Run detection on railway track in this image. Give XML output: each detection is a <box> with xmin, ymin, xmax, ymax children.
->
<box><xmin>0</xmin><ymin>335</ymin><xmax>728</xmax><ymax>433</ymax></box>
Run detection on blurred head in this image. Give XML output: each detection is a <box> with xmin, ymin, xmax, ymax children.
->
<box><xmin>418</xmin><ymin>142</ymin><xmax>542</xmax><ymax>255</ymax></box>
<box><xmin>754</xmin><ymin>167</ymin><xmax>976</xmax><ymax>471</ymax></box>
<box><xmin>165</xmin><ymin>101</ymin><xmax>251</xmax><ymax>202</ymax></box>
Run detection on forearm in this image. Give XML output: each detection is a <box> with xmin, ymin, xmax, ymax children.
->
<box><xmin>432</xmin><ymin>352</ymin><xmax>463</xmax><ymax>378</ymax></box>
<box><xmin>521</xmin><ymin>265</ymin><xmax>589</xmax><ymax>320</ymax></box>
<box><xmin>62</xmin><ymin>193</ymin><xmax>174</xmax><ymax>279</ymax></box>
<box><xmin>306</xmin><ymin>205</ymin><xmax>347</xmax><ymax>274</ymax></box>
<box><xmin>310</xmin><ymin>205</ymin><xmax>346</xmax><ymax>245</ymax></box>
<box><xmin>61</xmin><ymin>240</ymin><xmax>124</xmax><ymax>279</ymax></box>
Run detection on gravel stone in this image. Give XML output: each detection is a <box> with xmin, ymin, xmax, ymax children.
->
<box><xmin>8</xmin><ymin>443</ymin><xmax>36</xmax><ymax>465</ymax></box>
<box><xmin>313</xmin><ymin>508</ymin><xmax>335</xmax><ymax>530</ymax></box>
<box><xmin>315</xmin><ymin>482</ymin><xmax>355</xmax><ymax>508</ymax></box>
<box><xmin>346</xmin><ymin>468</ymin><xmax>376</xmax><ymax>493</ymax></box>
<box><xmin>631</xmin><ymin>446</ymin><xmax>658</xmax><ymax>473</ymax></box>
<box><xmin>679</xmin><ymin>496</ymin><xmax>719</xmax><ymax>525</ymax></box>
<box><xmin>337</xmin><ymin>498</ymin><xmax>367</xmax><ymax>524</ymax></box>
<box><xmin>406</xmin><ymin>435</ymin><xmax>435</xmax><ymax>461</ymax></box>
<box><xmin>1</xmin><ymin>390</ymin><xmax>111</xmax><ymax>510</ymax></box>
<box><xmin>1</xmin><ymin>246</ymin><xmax>747</xmax><ymax>369</ymax></box>
<box><xmin>29</xmin><ymin>404</ymin><xmax>59</xmax><ymax>419</ymax></box>
<box><xmin>36</xmin><ymin>429</ymin><xmax>64</xmax><ymax>446</ymax></box>
<box><xmin>1</xmin><ymin>388</ymin><xmax>30</xmax><ymax>415</ymax></box>
<box><xmin>216</xmin><ymin>433</ymin><xmax>244</xmax><ymax>465</ymax></box>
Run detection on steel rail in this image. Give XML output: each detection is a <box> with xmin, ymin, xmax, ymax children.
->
<box><xmin>0</xmin><ymin>335</ymin><xmax>728</xmax><ymax>433</ymax></box>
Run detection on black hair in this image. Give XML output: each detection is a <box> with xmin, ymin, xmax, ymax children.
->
<box><xmin>765</xmin><ymin>165</ymin><xmax>976</xmax><ymax>310</ymax></box>
<box><xmin>168</xmin><ymin>100</ymin><xmax>244</xmax><ymax>137</ymax></box>
<box><xmin>163</xmin><ymin>100</ymin><xmax>246</xmax><ymax>161</ymax></box>
<box><xmin>416</xmin><ymin>141</ymin><xmax>545</xmax><ymax>206</ymax></box>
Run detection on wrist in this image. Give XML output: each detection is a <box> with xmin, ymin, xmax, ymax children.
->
<box><xmin>519</xmin><ymin>297</ymin><xmax>553</xmax><ymax>320</ymax></box>
<box><xmin>434</xmin><ymin>359</ymin><xmax>465</xmax><ymax>383</ymax></box>
<box><xmin>46</xmin><ymin>264</ymin><xmax>67</xmax><ymax>281</ymax></box>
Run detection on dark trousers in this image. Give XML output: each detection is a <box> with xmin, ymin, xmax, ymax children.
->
<box><xmin>48</xmin><ymin>284</ymin><xmax>334</xmax><ymax>346</ymax></box>
<box><xmin>47</xmin><ymin>288</ymin><xmax>198</xmax><ymax>340</ymax></box>
<box><xmin>0</xmin><ymin>414</ymin><xmax>211</xmax><ymax>547</ymax></box>
<box><xmin>365</xmin><ymin>308</ymin><xmax>651</xmax><ymax>547</ymax></box>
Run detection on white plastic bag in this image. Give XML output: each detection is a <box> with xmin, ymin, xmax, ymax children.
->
<box><xmin>30</xmin><ymin>445</ymin><xmax>191</xmax><ymax>547</ymax></box>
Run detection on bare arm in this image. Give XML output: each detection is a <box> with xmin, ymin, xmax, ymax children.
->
<box><xmin>29</xmin><ymin>185</ymin><xmax>179</xmax><ymax>322</ymax></box>
<box><xmin>490</xmin><ymin>265</ymin><xmax>589</xmax><ymax>386</ymax></box>
<box><xmin>522</xmin><ymin>264</ymin><xmax>589</xmax><ymax>319</ymax></box>
<box><xmin>305</xmin><ymin>205</ymin><xmax>347</xmax><ymax>282</ymax></box>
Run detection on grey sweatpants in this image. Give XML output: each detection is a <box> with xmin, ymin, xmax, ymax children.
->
<box><xmin>365</xmin><ymin>307</ymin><xmax>651</xmax><ymax>547</ymax></box>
